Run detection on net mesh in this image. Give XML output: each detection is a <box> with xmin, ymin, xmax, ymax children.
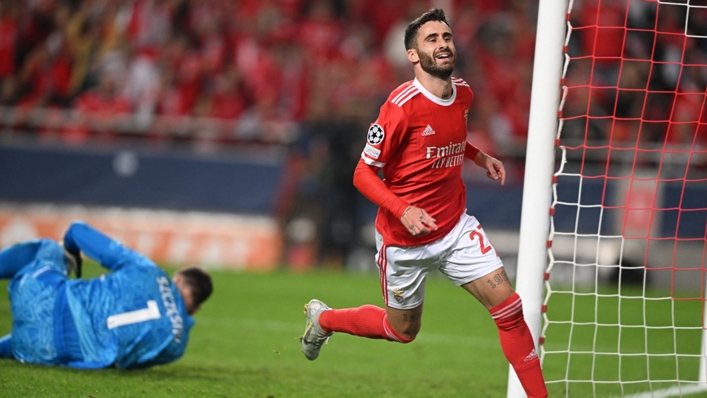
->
<box><xmin>541</xmin><ymin>0</ymin><xmax>707</xmax><ymax>396</ymax></box>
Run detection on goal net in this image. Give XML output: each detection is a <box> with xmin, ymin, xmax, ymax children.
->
<box><xmin>537</xmin><ymin>0</ymin><xmax>707</xmax><ymax>396</ymax></box>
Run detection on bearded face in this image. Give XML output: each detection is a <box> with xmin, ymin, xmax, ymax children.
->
<box><xmin>415</xmin><ymin>40</ymin><xmax>456</xmax><ymax>80</ymax></box>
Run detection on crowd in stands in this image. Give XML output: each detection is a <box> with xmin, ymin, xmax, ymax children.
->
<box><xmin>1</xmin><ymin>0</ymin><xmax>705</xmax><ymax>267</ymax></box>
<box><xmin>0</xmin><ymin>1</ymin><xmax>705</xmax><ymax>153</ymax></box>
<box><xmin>563</xmin><ymin>1</ymin><xmax>707</xmax><ymax>152</ymax></box>
<box><xmin>0</xmin><ymin>0</ymin><xmax>538</xmax><ymax>157</ymax></box>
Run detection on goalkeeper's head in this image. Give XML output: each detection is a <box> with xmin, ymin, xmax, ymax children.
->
<box><xmin>174</xmin><ymin>266</ymin><xmax>213</xmax><ymax>315</ymax></box>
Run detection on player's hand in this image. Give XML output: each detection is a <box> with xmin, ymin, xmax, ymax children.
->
<box><xmin>474</xmin><ymin>152</ymin><xmax>506</xmax><ymax>186</ymax></box>
<box><xmin>400</xmin><ymin>206</ymin><xmax>437</xmax><ymax>237</ymax></box>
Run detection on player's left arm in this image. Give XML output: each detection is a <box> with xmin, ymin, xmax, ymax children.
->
<box><xmin>460</xmin><ymin>84</ymin><xmax>505</xmax><ymax>185</ymax></box>
<box><xmin>465</xmin><ymin>145</ymin><xmax>506</xmax><ymax>186</ymax></box>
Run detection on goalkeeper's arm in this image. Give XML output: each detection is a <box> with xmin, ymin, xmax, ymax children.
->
<box><xmin>63</xmin><ymin>220</ymin><xmax>154</xmax><ymax>272</ymax></box>
<box><xmin>63</xmin><ymin>221</ymin><xmax>119</xmax><ymax>274</ymax></box>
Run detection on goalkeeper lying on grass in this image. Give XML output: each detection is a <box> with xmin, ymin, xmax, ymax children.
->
<box><xmin>0</xmin><ymin>221</ymin><xmax>212</xmax><ymax>369</ymax></box>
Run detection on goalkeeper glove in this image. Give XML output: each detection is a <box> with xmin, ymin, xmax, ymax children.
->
<box><xmin>60</xmin><ymin>241</ymin><xmax>82</xmax><ymax>278</ymax></box>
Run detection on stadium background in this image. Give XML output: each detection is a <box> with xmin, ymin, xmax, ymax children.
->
<box><xmin>0</xmin><ymin>0</ymin><xmax>703</xmax><ymax>284</ymax></box>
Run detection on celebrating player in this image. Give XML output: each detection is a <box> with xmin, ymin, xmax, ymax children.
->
<box><xmin>300</xmin><ymin>8</ymin><xmax>547</xmax><ymax>397</ymax></box>
<box><xmin>0</xmin><ymin>221</ymin><xmax>212</xmax><ymax>369</ymax></box>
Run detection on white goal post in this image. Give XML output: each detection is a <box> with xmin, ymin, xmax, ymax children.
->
<box><xmin>508</xmin><ymin>0</ymin><xmax>568</xmax><ymax>396</ymax></box>
<box><xmin>512</xmin><ymin>0</ymin><xmax>707</xmax><ymax>397</ymax></box>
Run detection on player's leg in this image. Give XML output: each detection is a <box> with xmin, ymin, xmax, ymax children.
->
<box><xmin>301</xmin><ymin>299</ymin><xmax>417</xmax><ymax>360</ymax></box>
<box><xmin>318</xmin><ymin>234</ymin><xmax>429</xmax><ymax>342</ymax></box>
<box><xmin>7</xmin><ymin>239</ymin><xmax>72</xmax><ymax>365</ymax></box>
<box><xmin>441</xmin><ymin>214</ymin><xmax>547</xmax><ymax>398</ymax></box>
<box><xmin>300</xmin><ymin>234</ymin><xmax>429</xmax><ymax>359</ymax></box>
<box><xmin>317</xmin><ymin>303</ymin><xmax>421</xmax><ymax>342</ymax></box>
<box><xmin>461</xmin><ymin>267</ymin><xmax>515</xmax><ymax>309</ymax></box>
<box><xmin>462</xmin><ymin>269</ymin><xmax>547</xmax><ymax>398</ymax></box>
<box><xmin>0</xmin><ymin>238</ymin><xmax>75</xmax><ymax>280</ymax></box>
<box><xmin>380</xmin><ymin>304</ymin><xmax>422</xmax><ymax>342</ymax></box>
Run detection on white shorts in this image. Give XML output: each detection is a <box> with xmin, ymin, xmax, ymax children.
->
<box><xmin>375</xmin><ymin>213</ymin><xmax>504</xmax><ymax>310</ymax></box>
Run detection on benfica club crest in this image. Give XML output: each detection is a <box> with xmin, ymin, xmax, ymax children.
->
<box><xmin>392</xmin><ymin>288</ymin><xmax>405</xmax><ymax>304</ymax></box>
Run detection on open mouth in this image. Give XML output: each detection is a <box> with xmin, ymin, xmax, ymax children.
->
<box><xmin>435</xmin><ymin>52</ymin><xmax>452</xmax><ymax>60</ymax></box>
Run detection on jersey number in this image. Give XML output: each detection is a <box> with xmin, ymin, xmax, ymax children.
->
<box><xmin>107</xmin><ymin>300</ymin><xmax>161</xmax><ymax>329</ymax></box>
<box><xmin>470</xmin><ymin>225</ymin><xmax>492</xmax><ymax>255</ymax></box>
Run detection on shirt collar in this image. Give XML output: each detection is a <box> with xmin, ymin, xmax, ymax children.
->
<box><xmin>413</xmin><ymin>77</ymin><xmax>457</xmax><ymax>106</ymax></box>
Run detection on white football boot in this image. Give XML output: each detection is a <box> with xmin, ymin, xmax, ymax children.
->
<box><xmin>300</xmin><ymin>299</ymin><xmax>333</xmax><ymax>360</ymax></box>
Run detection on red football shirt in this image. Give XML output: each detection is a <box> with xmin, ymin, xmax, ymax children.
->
<box><xmin>359</xmin><ymin>77</ymin><xmax>474</xmax><ymax>247</ymax></box>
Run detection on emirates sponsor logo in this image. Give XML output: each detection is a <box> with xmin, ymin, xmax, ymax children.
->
<box><xmin>427</xmin><ymin>141</ymin><xmax>466</xmax><ymax>169</ymax></box>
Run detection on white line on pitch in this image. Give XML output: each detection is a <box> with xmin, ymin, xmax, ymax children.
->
<box><xmin>619</xmin><ymin>383</ymin><xmax>707</xmax><ymax>398</ymax></box>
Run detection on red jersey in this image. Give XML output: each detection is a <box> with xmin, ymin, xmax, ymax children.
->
<box><xmin>360</xmin><ymin>77</ymin><xmax>474</xmax><ymax>247</ymax></box>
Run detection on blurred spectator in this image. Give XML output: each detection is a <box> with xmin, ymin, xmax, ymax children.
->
<box><xmin>383</xmin><ymin>1</ymin><xmax>428</xmax><ymax>80</ymax></box>
<box><xmin>3</xmin><ymin>0</ymin><xmax>706</xmax><ymax>266</ymax></box>
<box><xmin>67</xmin><ymin>65</ymin><xmax>132</xmax><ymax>143</ymax></box>
<box><xmin>0</xmin><ymin>2</ymin><xmax>19</xmax><ymax>81</ymax></box>
<box><xmin>206</xmin><ymin>67</ymin><xmax>247</xmax><ymax>121</ymax></box>
<box><xmin>124</xmin><ymin>48</ymin><xmax>160</xmax><ymax>117</ymax></box>
<box><xmin>0</xmin><ymin>0</ymin><xmax>541</xmax><ymax>156</ymax></box>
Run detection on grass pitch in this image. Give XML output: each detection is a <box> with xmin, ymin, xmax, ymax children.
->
<box><xmin>0</xmin><ymin>263</ymin><xmax>509</xmax><ymax>397</ymax></box>
<box><xmin>0</xmin><ymin>263</ymin><xmax>704</xmax><ymax>397</ymax></box>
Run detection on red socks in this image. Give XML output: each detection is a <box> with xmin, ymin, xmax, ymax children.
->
<box><xmin>319</xmin><ymin>304</ymin><xmax>413</xmax><ymax>343</ymax></box>
<box><xmin>490</xmin><ymin>293</ymin><xmax>548</xmax><ymax>398</ymax></box>
<box><xmin>318</xmin><ymin>296</ymin><xmax>547</xmax><ymax>397</ymax></box>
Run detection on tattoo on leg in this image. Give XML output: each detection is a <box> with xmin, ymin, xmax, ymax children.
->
<box><xmin>402</xmin><ymin>313</ymin><xmax>419</xmax><ymax>322</ymax></box>
<box><xmin>487</xmin><ymin>270</ymin><xmax>510</xmax><ymax>289</ymax></box>
<box><xmin>494</xmin><ymin>274</ymin><xmax>504</xmax><ymax>286</ymax></box>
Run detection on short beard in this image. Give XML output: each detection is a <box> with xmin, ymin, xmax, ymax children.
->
<box><xmin>418</xmin><ymin>49</ymin><xmax>455</xmax><ymax>80</ymax></box>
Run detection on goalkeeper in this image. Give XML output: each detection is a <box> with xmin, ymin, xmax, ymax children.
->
<box><xmin>0</xmin><ymin>220</ymin><xmax>212</xmax><ymax>369</ymax></box>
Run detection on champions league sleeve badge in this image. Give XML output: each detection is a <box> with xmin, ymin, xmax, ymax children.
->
<box><xmin>367</xmin><ymin>124</ymin><xmax>385</xmax><ymax>145</ymax></box>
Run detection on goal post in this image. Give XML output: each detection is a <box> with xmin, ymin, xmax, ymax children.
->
<box><xmin>514</xmin><ymin>0</ymin><xmax>707</xmax><ymax>397</ymax></box>
<box><xmin>507</xmin><ymin>0</ymin><xmax>569</xmax><ymax>396</ymax></box>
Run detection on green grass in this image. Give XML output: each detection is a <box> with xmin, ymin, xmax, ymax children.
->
<box><xmin>542</xmin><ymin>286</ymin><xmax>706</xmax><ymax>397</ymax></box>
<box><xmin>0</xmin><ymin>263</ymin><xmax>509</xmax><ymax>397</ymax></box>
<box><xmin>0</xmin><ymin>264</ymin><xmax>704</xmax><ymax>397</ymax></box>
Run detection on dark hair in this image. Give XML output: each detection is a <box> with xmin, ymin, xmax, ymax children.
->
<box><xmin>404</xmin><ymin>8</ymin><xmax>451</xmax><ymax>50</ymax></box>
<box><xmin>176</xmin><ymin>266</ymin><xmax>213</xmax><ymax>307</ymax></box>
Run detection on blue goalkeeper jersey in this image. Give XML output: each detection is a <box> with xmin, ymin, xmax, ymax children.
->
<box><xmin>62</xmin><ymin>221</ymin><xmax>194</xmax><ymax>369</ymax></box>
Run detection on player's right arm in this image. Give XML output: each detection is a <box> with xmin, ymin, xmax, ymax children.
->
<box><xmin>353</xmin><ymin>159</ymin><xmax>409</xmax><ymax>218</ymax></box>
<box><xmin>353</xmin><ymin>160</ymin><xmax>437</xmax><ymax>236</ymax></box>
<box><xmin>63</xmin><ymin>221</ymin><xmax>153</xmax><ymax>271</ymax></box>
<box><xmin>354</xmin><ymin>94</ymin><xmax>438</xmax><ymax>236</ymax></box>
